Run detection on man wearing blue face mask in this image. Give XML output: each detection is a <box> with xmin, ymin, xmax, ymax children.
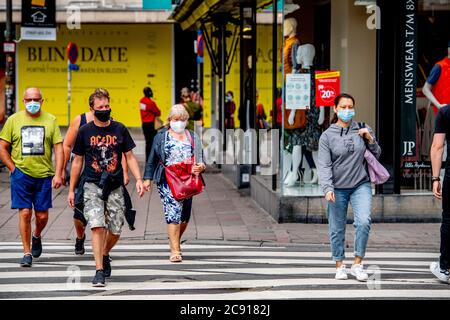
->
<box><xmin>0</xmin><ymin>87</ymin><xmax>63</xmax><ymax>267</ymax></box>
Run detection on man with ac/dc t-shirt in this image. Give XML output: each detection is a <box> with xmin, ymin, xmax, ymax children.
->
<box><xmin>430</xmin><ymin>102</ymin><xmax>450</xmax><ymax>284</ymax></box>
<box><xmin>68</xmin><ymin>88</ymin><xmax>145</xmax><ymax>287</ymax></box>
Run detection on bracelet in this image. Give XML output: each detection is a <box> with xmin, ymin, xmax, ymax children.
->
<box><xmin>432</xmin><ymin>177</ymin><xmax>441</xmax><ymax>182</ymax></box>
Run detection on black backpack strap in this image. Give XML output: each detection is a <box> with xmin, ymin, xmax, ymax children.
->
<box><xmin>79</xmin><ymin>113</ymin><xmax>87</xmax><ymax>128</ymax></box>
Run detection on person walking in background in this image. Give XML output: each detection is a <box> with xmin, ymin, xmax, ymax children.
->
<box><xmin>0</xmin><ymin>87</ymin><xmax>63</xmax><ymax>267</ymax></box>
<box><xmin>180</xmin><ymin>87</ymin><xmax>202</xmax><ymax>131</ymax></box>
<box><xmin>143</xmin><ymin>104</ymin><xmax>205</xmax><ymax>263</ymax></box>
<box><xmin>256</xmin><ymin>90</ymin><xmax>268</xmax><ymax>129</ymax></box>
<box><xmin>140</xmin><ymin>86</ymin><xmax>161</xmax><ymax>161</ymax></box>
<box><xmin>63</xmin><ymin>107</ymin><xmax>130</xmax><ymax>256</ymax></box>
<box><xmin>224</xmin><ymin>91</ymin><xmax>236</xmax><ymax>129</ymax></box>
<box><xmin>318</xmin><ymin>93</ymin><xmax>381</xmax><ymax>282</ymax></box>
<box><xmin>270</xmin><ymin>88</ymin><xmax>283</xmax><ymax>129</ymax></box>
<box><xmin>430</xmin><ymin>102</ymin><xmax>450</xmax><ymax>284</ymax></box>
<box><xmin>67</xmin><ymin>88</ymin><xmax>144</xmax><ymax>287</ymax></box>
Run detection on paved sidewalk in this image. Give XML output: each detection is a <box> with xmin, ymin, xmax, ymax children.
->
<box><xmin>0</xmin><ymin>166</ymin><xmax>441</xmax><ymax>251</ymax></box>
<box><xmin>0</xmin><ymin>128</ymin><xmax>441</xmax><ymax>250</ymax></box>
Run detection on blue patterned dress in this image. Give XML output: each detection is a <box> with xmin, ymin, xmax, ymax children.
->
<box><xmin>158</xmin><ymin>132</ymin><xmax>194</xmax><ymax>224</ymax></box>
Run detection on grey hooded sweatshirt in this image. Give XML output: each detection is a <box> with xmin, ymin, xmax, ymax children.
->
<box><xmin>318</xmin><ymin>121</ymin><xmax>381</xmax><ymax>195</ymax></box>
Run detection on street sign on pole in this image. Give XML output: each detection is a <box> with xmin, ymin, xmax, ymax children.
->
<box><xmin>67</xmin><ymin>42</ymin><xmax>80</xmax><ymax>125</ymax></box>
<box><xmin>3</xmin><ymin>42</ymin><xmax>16</xmax><ymax>53</ymax></box>
<box><xmin>67</xmin><ymin>42</ymin><xmax>79</xmax><ymax>64</ymax></box>
<box><xmin>5</xmin><ymin>0</ymin><xmax>16</xmax><ymax>118</ymax></box>
<box><xmin>21</xmin><ymin>0</ymin><xmax>56</xmax><ymax>41</ymax></box>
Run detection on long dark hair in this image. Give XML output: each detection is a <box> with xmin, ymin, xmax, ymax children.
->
<box><xmin>331</xmin><ymin>93</ymin><xmax>356</xmax><ymax>124</ymax></box>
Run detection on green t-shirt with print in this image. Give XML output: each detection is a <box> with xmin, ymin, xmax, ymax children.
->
<box><xmin>0</xmin><ymin>111</ymin><xmax>63</xmax><ymax>178</ymax></box>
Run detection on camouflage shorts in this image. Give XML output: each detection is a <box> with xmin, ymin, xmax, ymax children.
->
<box><xmin>83</xmin><ymin>182</ymin><xmax>125</xmax><ymax>235</ymax></box>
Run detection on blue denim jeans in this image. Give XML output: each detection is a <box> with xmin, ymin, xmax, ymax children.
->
<box><xmin>327</xmin><ymin>182</ymin><xmax>372</xmax><ymax>262</ymax></box>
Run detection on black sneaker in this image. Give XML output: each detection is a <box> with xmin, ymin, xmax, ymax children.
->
<box><xmin>103</xmin><ymin>255</ymin><xmax>111</xmax><ymax>277</ymax></box>
<box><xmin>92</xmin><ymin>269</ymin><xmax>106</xmax><ymax>287</ymax></box>
<box><xmin>31</xmin><ymin>235</ymin><xmax>42</xmax><ymax>258</ymax></box>
<box><xmin>20</xmin><ymin>254</ymin><xmax>32</xmax><ymax>267</ymax></box>
<box><xmin>75</xmin><ymin>234</ymin><xmax>86</xmax><ymax>255</ymax></box>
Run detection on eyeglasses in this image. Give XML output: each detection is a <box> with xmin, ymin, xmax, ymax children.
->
<box><xmin>24</xmin><ymin>98</ymin><xmax>42</xmax><ymax>103</ymax></box>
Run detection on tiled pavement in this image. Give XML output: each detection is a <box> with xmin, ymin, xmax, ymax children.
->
<box><xmin>0</xmin><ymin>128</ymin><xmax>442</xmax><ymax>250</ymax></box>
<box><xmin>0</xmin><ymin>167</ymin><xmax>441</xmax><ymax>251</ymax></box>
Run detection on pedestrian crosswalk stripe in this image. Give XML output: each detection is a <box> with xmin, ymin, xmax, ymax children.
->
<box><xmin>18</xmin><ymin>290</ymin><xmax>450</xmax><ymax>300</ymax></box>
<box><xmin>0</xmin><ymin>258</ymin><xmax>436</xmax><ymax>269</ymax></box>
<box><xmin>0</xmin><ymin>242</ymin><xmax>447</xmax><ymax>300</ymax></box>
<box><xmin>0</xmin><ymin>248</ymin><xmax>439</xmax><ymax>259</ymax></box>
<box><xmin>0</xmin><ymin>278</ymin><xmax>443</xmax><ymax>293</ymax></box>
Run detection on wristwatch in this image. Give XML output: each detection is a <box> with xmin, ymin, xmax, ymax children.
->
<box><xmin>432</xmin><ymin>177</ymin><xmax>441</xmax><ymax>182</ymax></box>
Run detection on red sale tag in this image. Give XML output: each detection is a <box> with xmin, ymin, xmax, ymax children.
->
<box><xmin>315</xmin><ymin>71</ymin><xmax>340</xmax><ymax>107</ymax></box>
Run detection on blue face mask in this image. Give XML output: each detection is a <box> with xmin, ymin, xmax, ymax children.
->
<box><xmin>337</xmin><ymin>109</ymin><xmax>355</xmax><ymax>123</ymax></box>
<box><xmin>25</xmin><ymin>101</ymin><xmax>41</xmax><ymax>114</ymax></box>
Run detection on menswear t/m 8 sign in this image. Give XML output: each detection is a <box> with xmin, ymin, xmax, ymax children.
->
<box><xmin>400</xmin><ymin>0</ymin><xmax>418</xmax><ymax>157</ymax></box>
<box><xmin>18</xmin><ymin>24</ymin><xmax>173</xmax><ymax>127</ymax></box>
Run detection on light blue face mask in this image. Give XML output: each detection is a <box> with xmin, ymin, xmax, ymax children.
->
<box><xmin>337</xmin><ymin>109</ymin><xmax>355</xmax><ymax>123</ymax></box>
<box><xmin>25</xmin><ymin>101</ymin><xmax>41</xmax><ymax>114</ymax></box>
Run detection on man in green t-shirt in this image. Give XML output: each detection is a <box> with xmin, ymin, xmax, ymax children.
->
<box><xmin>0</xmin><ymin>87</ymin><xmax>63</xmax><ymax>267</ymax></box>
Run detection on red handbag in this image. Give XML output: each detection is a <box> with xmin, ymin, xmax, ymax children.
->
<box><xmin>163</xmin><ymin>130</ymin><xmax>205</xmax><ymax>201</ymax></box>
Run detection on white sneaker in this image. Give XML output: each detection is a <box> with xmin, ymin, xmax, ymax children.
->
<box><xmin>351</xmin><ymin>264</ymin><xmax>369</xmax><ymax>282</ymax></box>
<box><xmin>335</xmin><ymin>265</ymin><xmax>348</xmax><ymax>280</ymax></box>
<box><xmin>430</xmin><ymin>262</ymin><xmax>450</xmax><ymax>284</ymax></box>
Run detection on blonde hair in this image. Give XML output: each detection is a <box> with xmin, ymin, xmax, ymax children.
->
<box><xmin>167</xmin><ymin>104</ymin><xmax>189</xmax><ymax>122</ymax></box>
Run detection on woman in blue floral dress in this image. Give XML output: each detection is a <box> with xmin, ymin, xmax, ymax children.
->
<box><xmin>143</xmin><ymin>105</ymin><xmax>205</xmax><ymax>263</ymax></box>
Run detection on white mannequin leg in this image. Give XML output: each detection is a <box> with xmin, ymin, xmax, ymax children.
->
<box><xmin>282</xmin><ymin>150</ymin><xmax>292</xmax><ymax>181</ymax></box>
<box><xmin>318</xmin><ymin>107</ymin><xmax>325</xmax><ymax>126</ymax></box>
<box><xmin>310</xmin><ymin>151</ymin><xmax>319</xmax><ymax>184</ymax></box>
<box><xmin>285</xmin><ymin>145</ymin><xmax>302</xmax><ymax>187</ymax></box>
<box><xmin>302</xmin><ymin>150</ymin><xmax>319</xmax><ymax>184</ymax></box>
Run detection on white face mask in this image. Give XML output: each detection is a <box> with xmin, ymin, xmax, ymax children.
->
<box><xmin>170</xmin><ymin>120</ymin><xmax>187</xmax><ymax>133</ymax></box>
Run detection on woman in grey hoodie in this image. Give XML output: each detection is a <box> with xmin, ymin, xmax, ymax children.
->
<box><xmin>318</xmin><ymin>93</ymin><xmax>381</xmax><ymax>282</ymax></box>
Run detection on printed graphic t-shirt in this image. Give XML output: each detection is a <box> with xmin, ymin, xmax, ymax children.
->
<box><xmin>0</xmin><ymin>111</ymin><xmax>63</xmax><ymax>178</ymax></box>
<box><xmin>72</xmin><ymin>121</ymin><xmax>136</xmax><ymax>182</ymax></box>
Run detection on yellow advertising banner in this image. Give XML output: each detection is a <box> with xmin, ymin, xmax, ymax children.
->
<box><xmin>18</xmin><ymin>24</ymin><xmax>173</xmax><ymax>127</ymax></box>
<box><xmin>203</xmin><ymin>24</ymin><xmax>282</xmax><ymax>128</ymax></box>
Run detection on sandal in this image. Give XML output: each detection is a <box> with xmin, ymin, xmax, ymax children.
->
<box><xmin>169</xmin><ymin>252</ymin><xmax>182</xmax><ymax>263</ymax></box>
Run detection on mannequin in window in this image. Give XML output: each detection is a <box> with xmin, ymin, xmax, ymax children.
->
<box><xmin>284</xmin><ymin>44</ymin><xmax>323</xmax><ymax>186</ymax></box>
<box><xmin>239</xmin><ymin>55</ymin><xmax>255</xmax><ymax>131</ymax></box>
<box><xmin>421</xmin><ymin>41</ymin><xmax>450</xmax><ymax>160</ymax></box>
<box><xmin>422</xmin><ymin>41</ymin><xmax>450</xmax><ymax>115</ymax></box>
<box><xmin>283</xmin><ymin>17</ymin><xmax>305</xmax><ymax>131</ymax></box>
<box><xmin>283</xmin><ymin>17</ymin><xmax>305</xmax><ymax>186</ymax></box>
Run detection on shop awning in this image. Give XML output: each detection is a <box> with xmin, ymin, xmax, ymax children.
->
<box><xmin>170</xmin><ymin>0</ymin><xmax>275</xmax><ymax>30</ymax></box>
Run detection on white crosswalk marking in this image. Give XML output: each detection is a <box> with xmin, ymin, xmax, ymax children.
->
<box><xmin>0</xmin><ymin>242</ymin><xmax>448</xmax><ymax>300</ymax></box>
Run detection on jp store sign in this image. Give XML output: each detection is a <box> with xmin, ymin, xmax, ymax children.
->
<box><xmin>21</xmin><ymin>0</ymin><xmax>56</xmax><ymax>41</ymax></box>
